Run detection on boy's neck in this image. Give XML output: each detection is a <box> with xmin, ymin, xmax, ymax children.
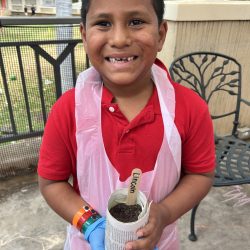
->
<box><xmin>104</xmin><ymin>80</ymin><xmax>154</xmax><ymax>122</ymax></box>
<box><xmin>104</xmin><ymin>78</ymin><xmax>154</xmax><ymax>99</ymax></box>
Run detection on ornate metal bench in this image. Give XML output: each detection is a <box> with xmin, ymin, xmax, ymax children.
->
<box><xmin>169</xmin><ymin>51</ymin><xmax>250</xmax><ymax>241</ymax></box>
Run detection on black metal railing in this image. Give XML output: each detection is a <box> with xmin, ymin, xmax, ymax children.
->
<box><xmin>0</xmin><ymin>17</ymin><xmax>89</xmax><ymax>178</ymax></box>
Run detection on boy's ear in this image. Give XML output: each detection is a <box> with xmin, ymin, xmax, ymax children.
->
<box><xmin>80</xmin><ymin>22</ymin><xmax>88</xmax><ymax>53</ymax></box>
<box><xmin>157</xmin><ymin>20</ymin><xmax>168</xmax><ymax>52</ymax></box>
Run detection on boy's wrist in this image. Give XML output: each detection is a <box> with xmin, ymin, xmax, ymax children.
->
<box><xmin>72</xmin><ymin>205</ymin><xmax>101</xmax><ymax>234</ymax></box>
<box><xmin>81</xmin><ymin>213</ymin><xmax>102</xmax><ymax>234</ymax></box>
<box><xmin>158</xmin><ymin>202</ymin><xmax>172</xmax><ymax>227</ymax></box>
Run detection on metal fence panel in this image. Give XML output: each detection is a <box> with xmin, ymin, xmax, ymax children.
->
<box><xmin>0</xmin><ymin>18</ymin><xmax>88</xmax><ymax>178</ymax></box>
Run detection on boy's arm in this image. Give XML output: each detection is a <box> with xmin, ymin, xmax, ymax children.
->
<box><xmin>125</xmin><ymin>171</ymin><xmax>214</xmax><ymax>250</ymax></box>
<box><xmin>38</xmin><ymin>176</ymin><xmax>86</xmax><ymax>223</ymax></box>
<box><xmin>158</xmin><ymin>171</ymin><xmax>214</xmax><ymax>225</ymax></box>
<box><xmin>39</xmin><ymin>176</ymin><xmax>106</xmax><ymax>250</ymax></box>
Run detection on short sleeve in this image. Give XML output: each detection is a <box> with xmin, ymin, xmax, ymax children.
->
<box><xmin>181</xmin><ymin>102</ymin><xmax>215</xmax><ymax>173</ymax></box>
<box><xmin>173</xmin><ymin>83</ymin><xmax>216</xmax><ymax>174</ymax></box>
<box><xmin>37</xmin><ymin>89</ymin><xmax>76</xmax><ymax>181</ymax></box>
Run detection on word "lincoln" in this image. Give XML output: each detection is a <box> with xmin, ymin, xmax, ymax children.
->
<box><xmin>129</xmin><ymin>173</ymin><xmax>141</xmax><ymax>193</ymax></box>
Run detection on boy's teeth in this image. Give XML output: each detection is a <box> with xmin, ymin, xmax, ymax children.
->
<box><xmin>109</xmin><ymin>57</ymin><xmax>134</xmax><ymax>63</ymax></box>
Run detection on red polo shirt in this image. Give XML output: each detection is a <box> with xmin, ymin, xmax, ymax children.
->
<box><xmin>101</xmin><ymin>85</ymin><xmax>164</xmax><ymax>182</ymax></box>
<box><xmin>38</xmin><ymin>68</ymin><xmax>215</xmax><ymax>193</ymax></box>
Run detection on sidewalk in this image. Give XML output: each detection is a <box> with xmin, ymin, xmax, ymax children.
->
<box><xmin>0</xmin><ymin>173</ymin><xmax>249</xmax><ymax>250</ymax></box>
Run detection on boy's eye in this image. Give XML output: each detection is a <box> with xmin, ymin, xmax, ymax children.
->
<box><xmin>96</xmin><ymin>21</ymin><xmax>111</xmax><ymax>27</ymax></box>
<box><xmin>129</xmin><ymin>19</ymin><xmax>144</xmax><ymax>26</ymax></box>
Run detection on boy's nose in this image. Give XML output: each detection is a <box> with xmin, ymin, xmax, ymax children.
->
<box><xmin>109</xmin><ymin>26</ymin><xmax>132</xmax><ymax>48</ymax></box>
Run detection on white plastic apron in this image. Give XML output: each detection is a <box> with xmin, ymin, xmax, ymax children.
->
<box><xmin>64</xmin><ymin>63</ymin><xmax>182</xmax><ymax>250</ymax></box>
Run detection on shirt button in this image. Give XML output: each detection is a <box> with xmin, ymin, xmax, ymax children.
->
<box><xmin>125</xmin><ymin>129</ymin><xmax>130</xmax><ymax>133</ymax></box>
<box><xmin>108</xmin><ymin>106</ymin><xmax>115</xmax><ymax>113</ymax></box>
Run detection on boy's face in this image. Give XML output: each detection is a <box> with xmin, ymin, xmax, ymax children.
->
<box><xmin>80</xmin><ymin>0</ymin><xmax>167</xmax><ymax>88</ymax></box>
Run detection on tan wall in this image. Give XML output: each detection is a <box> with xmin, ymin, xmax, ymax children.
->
<box><xmin>158</xmin><ymin>1</ymin><xmax>250</xmax><ymax>135</ymax></box>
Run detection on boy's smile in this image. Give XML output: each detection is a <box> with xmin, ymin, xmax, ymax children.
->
<box><xmin>105</xmin><ymin>54</ymin><xmax>138</xmax><ymax>69</ymax></box>
<box><xmin>80</xmin><ymin>0</ymin><xmax>167</xmax><ymax>93</ymax></box>
<box><xmin>106</xmin><ymin>56</ymin><xmax>136</xmax><ymax>64</ymax></box>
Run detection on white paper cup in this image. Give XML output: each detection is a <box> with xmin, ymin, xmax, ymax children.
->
<box><xmin>105</xmin><ymin>188</ymin><xmax>150</xmax><ymax>250</ymax></box>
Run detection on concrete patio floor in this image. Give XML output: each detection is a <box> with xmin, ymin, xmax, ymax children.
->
<box><xmin>0</xmin><ymin>173</ymin><xmax>250</xmax><ymax>250</ymax></box>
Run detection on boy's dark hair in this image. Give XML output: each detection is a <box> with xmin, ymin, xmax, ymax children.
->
<box><xmin>81</xmin><ymin>0</ymin><xmax>165</xmax><ymax>26</ymax></box>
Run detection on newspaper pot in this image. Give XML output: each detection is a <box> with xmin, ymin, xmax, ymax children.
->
<box><xmin>105</xmin><ymin>188</ymin><xmax>150</xmax><ymax>250</ymax></box>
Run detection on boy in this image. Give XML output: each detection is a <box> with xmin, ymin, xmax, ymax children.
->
<box><xmin>38</xmin><ymin>0</ymin><xmax>215</xmax><ymax>249</ymax></box>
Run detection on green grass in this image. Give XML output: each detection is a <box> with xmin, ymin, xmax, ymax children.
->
<box><xmin>0</xmin><ymin>24</ymin><xmax>82</xmax><ymax>42</ymax></box>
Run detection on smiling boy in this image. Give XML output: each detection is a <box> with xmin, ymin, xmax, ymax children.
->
<box><xmin>38</xmin><ymin>0</ymin><xmax>215</xmax><ymax>249</ymax></box>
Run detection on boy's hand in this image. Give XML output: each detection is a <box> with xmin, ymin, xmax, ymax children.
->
<box><xmin>85</xmin><ymin>217</ymin><xmax>106</xmax><ymax>250</ymax></box>
<box><xmin>125</xmin><ymin>202</ymin><xmax>168</xmax><ymax>250</ymax></box>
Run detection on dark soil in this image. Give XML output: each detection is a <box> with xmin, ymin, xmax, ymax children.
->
<box><xmin>109</xmin><ymin>203</ymin><xmax>142</xmax><ymax>223</ymax></box>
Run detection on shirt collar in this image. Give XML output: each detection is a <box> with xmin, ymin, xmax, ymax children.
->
<box><xmin>101</xmin><ymin>84</ymin><xmax>161</xmax><ymax>115</ymax></box>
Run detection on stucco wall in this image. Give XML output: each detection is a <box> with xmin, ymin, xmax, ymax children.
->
<box><xmin>159</xmin><ymin>1</ymin><xmax>250</xmax><ymax>135</ymax></box>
